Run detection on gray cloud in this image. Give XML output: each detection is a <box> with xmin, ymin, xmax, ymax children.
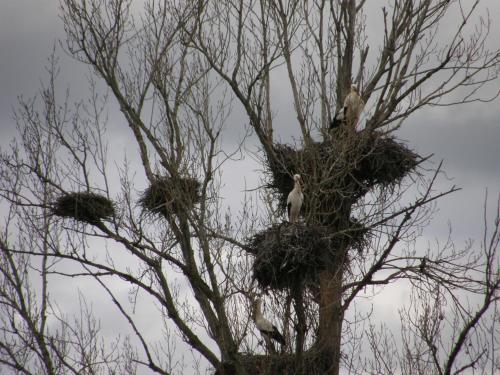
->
<box><xmin>1</xmin><ymin>1</ymin><xmax>60</xmax><ymax>132</ymax></box>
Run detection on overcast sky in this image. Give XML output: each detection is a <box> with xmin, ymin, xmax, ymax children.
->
<box><xmin>1</xmin><ymin>1</ymin><xmax>499</xmax><ymax>227</ymax></box>
<box><xmin>1</xmin><ymin>1</ymin><xmax>500</xmax><ymax>374</ymax></box>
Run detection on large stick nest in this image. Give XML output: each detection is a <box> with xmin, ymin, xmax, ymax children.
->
<box><xmin>138</xmin><ymin>175</ymin><xmax>201</xmax><ymax>218</ymax></box>
<box><xmin>266</xmin><ymin>132</ymin><xmax>420</xmax><ymax>211</ymax></box>
<box><xmin>354</xmin><ymin>133</ymin><xmax>421</xmax><ymax>188</ymax></box>
<box><xmin>52</xmin><ymin>192</ymin><xmax>115</xmax><ymax>224</ymax></box>
<box><xmin>215</xmin><ymin>351</ymin><xmax>333</xmax><ymax>375</ymax></box>
<box><xmin>246</xmin><ymin>221</ymin><xmax>368</xmax><ymax>289</ymax></box>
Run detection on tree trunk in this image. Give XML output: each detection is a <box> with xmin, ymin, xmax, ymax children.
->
<box><xmin>294</xmin><ymin>284</ymin><xmax>306</xmax><ymax>357</ymax></box>
<box><xmin>317</xmin><ymin>267</ymin><xmax>344</xmax><ymax>375</ymax></box>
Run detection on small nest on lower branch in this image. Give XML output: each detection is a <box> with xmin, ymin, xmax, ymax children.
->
<box><xmin>246</xmin><ymin>221</ymin><xmax>368</xmax><ymax>289</ymax></box>
<box><xmin>52</xmin><ymin>192</ymin><xmax>115</xmax><ymax>224</ymax></box>
<box><xmin>138</xmin><ymin>176</ymin><xmax>201</xmax><ymax>218</ymax></box>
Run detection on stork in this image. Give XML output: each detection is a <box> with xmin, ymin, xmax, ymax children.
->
<box><xmin>344</xmin><ymin>84</ymin><xmax>364</xmax><ymax>130</ymax></box>
<box><xmin>287</xmin><ymin>174</ymin><xmax>303</xmax><ymax>224</ymax></box>
<box><xmin>330</xmin><ymin>84</ymin><xmax>364</xmax><ymax>131</ymax></box>
<box><xmin>253</xmin><ymin>298</ymin><xmax>286</xmax><ymax>349</ymax></box>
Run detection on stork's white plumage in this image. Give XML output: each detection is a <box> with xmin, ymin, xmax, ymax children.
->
<box><xmin>287</xmin><ymin>174</ymin><xmax>303</xmax><ymax>223</ymax></box>
<box><xmin>329</xmin><ymin>84</ymin><xmax>364</xmax><ymax>130</ymax></box>
<box><xmin>343</xmin><ymin>84</ymin><xmax>364</xmax><ymax>129</ymax></box>
<box><xmin>253</xmin><ymin>298</ymin><xmax>285</xmax><ymax>346</ymax></box>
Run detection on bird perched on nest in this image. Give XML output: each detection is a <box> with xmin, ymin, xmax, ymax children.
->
<box><xmin>253</xmin><ymin>298</ymin><xmax>286</xmax><ymax>349</ymax></box>
<box><xmin>287</xmin><ymin>174</ymin><xmax>303</xmax><ymax>224</ymax></box>
<box><xmin>330</xmin><ymin>84</ymin><xmax>364</xmax><ymax>131</ymax></box>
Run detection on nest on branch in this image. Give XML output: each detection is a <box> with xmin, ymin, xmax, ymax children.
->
<box><xmin>216</xmin><ymin>351</ymin><xmax>333</xmax><ymax>375</ymax></box>
<box><xmin>52</xmin><ymin>192</ymin><xmax>115</xmax><ymax>224</ymax></box>
<box><xmin>354</xmin><ymin>133</ymin><xmax>420</xmax><ymax>188</ymax></box>
<box><xmin>265</xmin><ymin>132</ymin><xmax>420</xmax><ymax>210</ymax></box>
<box><xmin>138</xmin><ymin>175</ymin><xmax>201</xmax><ymax>218</ymax></box>
<box><xmin>246</xmin><ymin>221</ymin><xmax>368</xmax><ymax>290</ymax></box>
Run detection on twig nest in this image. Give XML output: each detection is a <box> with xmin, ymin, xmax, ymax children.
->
<box><xmin>52</xmin><ymin>192</ymin><xmax>115</xmax><ymax>224</ymax></box>
<box><xmin>216</xmin><ymin>352</ymin><xmax>332</xmax><ymax>375</ymax></box>
<box><xmin>246</xmin><ymin>221</ymin><xmax>368</xmax><ymax>290</ymax></box>
<box><xmin>354</xmin><ymin>133</ymin><xmax>420</xmax><ymax>188</ymax></box>
<box><xmin>265</xmin><ymin>132</ymin><xmax>420</xmax><ymax>213</ymax></box>
<box><xmin>138</xmin><ymin>175</ymin><xmax>201</xmax><ymax>218</ymax></box>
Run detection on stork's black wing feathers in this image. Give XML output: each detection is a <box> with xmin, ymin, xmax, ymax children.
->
<box><xmin>287</xmin><ymin>202</ymin><xmax>291</xmax><ymax>219</ymax></box>
<box><xmin>270</xmin><ymin>325</ymin><xmax>286</xmax><ymax>346</ymax></box>
<box><xmin>260</xmin><ymin>326</ymin><xmax>286</xmax><ymax>346</ymax></box>
<box><xmin>330</xmin><ymin>107</ymin><xmax>346</xmax><ymax>129</ymax></box>
<box><xmin>329</xmin><ymin>117</ymin><xmax>342</xmax><ymax>129</ymax></box>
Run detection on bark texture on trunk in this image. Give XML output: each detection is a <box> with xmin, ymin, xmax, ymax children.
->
<box><xmin>317</xmin><ymin>267</ymin><xmax>344</xmax><ymax>375</ymax></box>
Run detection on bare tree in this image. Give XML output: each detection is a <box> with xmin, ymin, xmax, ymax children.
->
<box><xmin>0</xmin><ymin>77</ymin><xmax>133</xmax><ymax>373</ymax></box>
<box><xmin>0</xmin><ymin>0</ymin><xmax>499</xmax><ymax>375</ymax></box>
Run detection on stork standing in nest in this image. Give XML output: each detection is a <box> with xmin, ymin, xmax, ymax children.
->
<box><xmin>253</xmin><ymin>298</ymin><xmax>285</xmax><ymax>353</ymax></box>
<box><xmin>330</xmin><ymin>84</ymin><xmax>365</xmax><ymax>131</ymax></box>
<box><xmin>287</xmin><ymin>174</ymin><xmax>303</xmax><ymax>224</ymax></box>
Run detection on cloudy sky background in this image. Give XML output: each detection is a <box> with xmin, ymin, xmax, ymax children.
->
<box><xmin>1</xmin><ymin>1</ymin><xmax>500</xmax><ymax>374</ymax></box>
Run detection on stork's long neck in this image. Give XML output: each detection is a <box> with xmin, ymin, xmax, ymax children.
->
<box><xmin>253</xmin><ymin>300</ymin><xmax>262</xmax><ymax>321</ymax></box>
<box><xmin>294</xmin><ymin>180</ymin><xmax>302</xmax><ymax>193</ymax></box>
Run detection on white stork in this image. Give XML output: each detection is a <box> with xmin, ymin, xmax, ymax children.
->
<box><xmin>344</xmin><ymin>84</ymin><xmax>364</xmax><ymax>130</ymax></box>
<box><xmin>287</xmin><ymin>174</ymin><xmax>303</xmax><ymax>224</ymax></box>
<box><xmin>253</xmin><ymin>298</ymin><xmax>286</xmax><ymax>347</ymax></box>
<box><xmin>330</xmin><ymin>84</ymin><xmax>365</xmax><ymax>131</ymax></box>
